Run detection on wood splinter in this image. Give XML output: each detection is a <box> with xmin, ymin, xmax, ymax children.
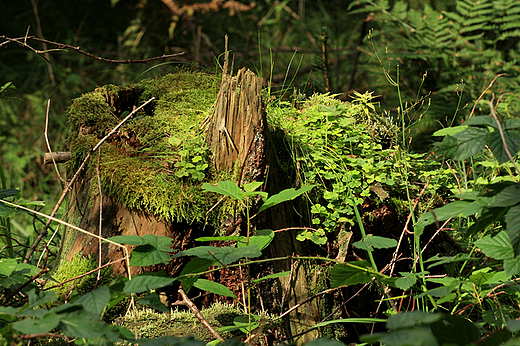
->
<box><xmin>43</xmin><ymin>151</ymin><xmax>71</xmax><ymax>165</ymax></box>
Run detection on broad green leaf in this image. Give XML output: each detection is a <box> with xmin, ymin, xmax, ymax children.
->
<box><xmin>107</xmin><ymin>235</ymin><xmax>147</xmax><ymax>246</ymax></box>
<box><xmin>506</xmin><ymin>204</ymin><xmax>520</xmax><ymax>256</ymax></box>
<box><xmin>25</xmin><ymin>289</ymin><xmax>57</xmax><ymax>309</ymax></box>
<box><xmin>123</xmin><ymin>275</ymin><xmax>175</xmax><ymax>294</ymax></box>
<box><xmin>434</xmin><ymin>127</ymin><xmax>488</xmax><ymax>161</ymax></box>
<box><xmin>192</xmin><ymin>279</ymin><xmax>236</xmax><ymax>298</ymax></box>
<box><xmin>363</xmin><ymin>327</ymin><xmax>438</xmax><ymax>346</ymax></box>
<box><xmin>353</xmin><ymin>235</ymin><xmax>397</xmax><ymax>251</ymax></box>
<box><xmin>490</xmin><ymin>183</ymin><xmax>520</xmax><ymax>207</ymax></box>
<box><xmin>195</xmin><ymin>235</ymin><xmax>245</xmax><ymax>242</ymax></box>
<box><xmin>237</xmin><ymin>229</ymin><xmax>274</xmax><ymax>250</ymax></box>
<box><xmin>329</xmin><ymin>261</ymin><xmax>373</xmax><ymax>288</ymax></box>
<box><xmin>313</xmin><ymin>318</ymin><xmax>386</xmax><ymax>330</ymax></box>
<box><xmin>487</xmin><ymin>130</ymin><xmax>520</xmax><ymax>164</ymax></box>
<box><xmin>0</xmin><ymin>258</ymin><xmax>17</xmax><ymax>276</ymax></box>
<box><xmin>475</xmin><ymin>231</ymin><xmax>514</xmax><ymax>260</ymax></box>
<box><xmin>386</xmin><ymin>311</ymin><xmax>442</xmax><ymax>330</ymax></box>
<box><xmin>467</xmin><ymin>207</ymin><xmax>508</xmax><ymax>237</ymax></box>
<box><xmin>243</xmin><ymin>181</ymin><xmax>263</xmax><ymax>192</ymax></box>
<box><xmin>0</xmin><ymin>188</ymin><xmax>18</xmax><ymax>199</ymax></box>
<box><xmin>504</xmin><ymin>255</ymin><xmax>520</xmax><ymax>276</ymax></box>
<box><xmin>430</xmin><ymin>314</ymin><xmax>479</xmax><ymax>346</ymax></box>
<box><xmin>139</xmin><ymin>292</ymin><xmax>169</xmax><ymax>312</ymax></box>
<box><xmin>59</xmin><ymin>313</ymin><xmax>109</xmax><ymax>338</ymax></box>
<box><xmin>201</xmin><ymin>181</ymin><xmax>244</xmax><ymax>200</ymax></box>
<box><xmin>130</xmin><ymin>244</ymin><xmax>171</xmax><ymax>266</ymax></box>
<box><xmin>253</xmin><ymin>271</ymin><xmax>291</xmax><ymax>283</ymax></box>
<box><xmin>174</xmin><ymin>245</ymin><xmax>262</xmax><ymax>265</ymax></box>
<box><xmin>425</xmin><ymin>254</ymin><xmax>477</xmax><ymax>269</ymax></box>
<box><xmin>507</xmin><ymin>319</ymin><xmax>520</xmax><ymax>333</ymax></box>
<box><xmin>75</xmin><ymin>286</ymin><xmax>110</xmax><ymax>316</ymax></box>
<box><xmin>432</xmin><ymin>125</ymin><xmax>467</xmax><ymax>136</ymax></box>
<box><xmin>258</xmin><ymin>185</ymin><xmax>315</xmax><ymax>213</ymax></box>
<box><xmin>504</xmin><ymin>118</ymin><xmax>520</xmax><ymax>130</ymax></box>
<box><xmin>395</xmin><ymin>272</ymin><xmax>420</xmax><ymax>291</ymax></box>
<box><xmin>179</xmin><ymin>257</ymin><xmax>213</xmax><ymax>293</ymax></box>
<box><xmin>416</xmin><ymin>200</ymin><xmax>487</xmax><ymax>234</ymax></box>
<box><xmin>141</xmin><ymin>234</ymin><xmax>173</xmax><ymax>251</ymax></box>
<box><xmin>13</xmin><ymin>312</ymin><xmax>61</xmax><ymax>334</ymax></box>
<box><xmin>464</xmin><ymin>115</ymin><xmax>497</xmax><ymax>128</ymax></box>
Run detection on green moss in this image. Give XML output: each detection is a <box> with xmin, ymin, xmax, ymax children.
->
<box><xmin>66</xmin><ymin>69</ymin><xmax>228</xmax><ymax>226</ymax></box>
<box><xmin>47</xmin><ymin>253</ymin><xmax>112</xmax><ymax>304</ymax></box>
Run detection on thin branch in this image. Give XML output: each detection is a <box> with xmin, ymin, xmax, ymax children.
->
<box><xmin>178</xmin><ymin>287</ymin><xmax>224</xmax><ymax>341</ymax></box>
<box><xmin>0</xmin><ymin>35</ymin><xmax>184</xmax><ymax>64</ymax></box>
<box><xmin>44</xmin><ymin>99</ymin><xmax>66</xmax><ymax>182</ymax></box>
<box><xmin>489</xmin><ymin>97</ymin><xmax>520</xmax><ymax>176</ymax></box>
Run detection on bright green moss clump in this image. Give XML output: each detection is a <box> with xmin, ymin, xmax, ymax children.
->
<box><xmin>66</xmin><ymin>69</ymin><xmax>224</xmax><ymax>225</ymax></box>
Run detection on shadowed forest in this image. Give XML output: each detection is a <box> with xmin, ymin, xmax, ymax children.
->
<box><xmin>2</xmin><ymin>0</ymin><xmax>520</xmax><ymax>345</ymax></box>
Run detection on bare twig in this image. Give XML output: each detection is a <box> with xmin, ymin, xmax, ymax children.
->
<box><xmin>468</xmin><ymin>74</ymin><xmax>505</xmax><ymax>119</ymax></box>
<box><xmin>44</xmin><ymin>99</ymin><xmax>66</xmax><ymax>182</ymax></box>
<box><xmin>489</xmin><ymin>96</ymin><xmax>520</xmax><ymax>176</ymax></box>
<box><xmin>0</xmin><ymin>35</ymin><xmax>184</xmax><ymax>64</ymax></box>
<box><xmin>178</xmin><ymin>287</ymin><xmax>224</xmax><ymax>341</ymax></box>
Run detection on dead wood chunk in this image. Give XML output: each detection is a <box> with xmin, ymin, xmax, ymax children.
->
<box><xmin>43</xmin><ymin>152</ymin><xmax>72</xmax><ymax>165</ymax></box>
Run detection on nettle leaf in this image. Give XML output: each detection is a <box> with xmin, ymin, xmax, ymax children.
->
<box><xmin>179</xmin><ymin>257</ymin><xmax>213</xmax><ymax>293</ymax></box>
<box><xmin>487</xmin><ymin>130</ymin><xmax>520</xmax><ymax>164</ymax></box>
<box><xmin>123</xmin><ymin>275</ymin><xmax>175</xmax><ymax>294</ymax></box>
<box><xmin>237</xmin><ymin>229</ymin><xmax>274</xmax><ymax>250</ymax></box>
<box><xmin>174</xmin><ymin>245</ymin><xmax>262</xmax><ymax>265</ymax></box>
<box><xmin>202</xmin><ymin>181</ymin><xmax>244</xmax><ymax>200</ymax></box>
<box><xmin>353</xmin><ymin>235</ymin><xmax>397</xmax><ymax>251</ymax></box>
<box><xmin>74</xmin><ymin>286</ymin><xmax>110</xmax><ymax>316</ymax></box>
<box><xmin>12</xmin><ymin>312</ymin><xmax>61</xmax><ymax>335</ymax></box>
<box><xmin>506</xmin><ymin>205</ymin><xmax>520</xmax><ymax>256</ymax></box>
<box><xmin>416</xmin><ymin>199</ymin><xmax>488</xmax><ymax>234</ymax></box>
<box><xmin>490</xmin><ymin>183</ymin><xmax>520</xmax><ymax>207</ymax></box>
<box><xmin>130</xmin><ymin>244</ymin><xmax>171</xmax><ymax>266</ymax></box>
<box><xmin>475</xmin><ymin>231</ymin><xmax>514</xmax><ymax>260</ymax></box>
<box><xmin>395</xmin><ymin>272</ymin><xmax>422</xmax><ymax>291</ymax></box>
<box><xmin>193</xmin><ymin>279</ymin><xmax>236</xmax><ymax>298</ymax></box>
<box><xmin>330</xmin><ymin>261</ymin><xmax>373</xmax><ymax>288</ymax></box>
<box><xmin>434</xmin><ymin>127</ymin><xmax>488</xmax><ymax>161</ymax></box>
<box><xmin>258</xmin><ymin>185</ymin><xmax>315</xmax><ymax>213</ymax></box>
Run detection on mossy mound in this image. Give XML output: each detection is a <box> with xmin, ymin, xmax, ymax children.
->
<box><xmin>66</xmin><ymin>69</ymin><xmax>227</xmax><ymax>226</ymax></box>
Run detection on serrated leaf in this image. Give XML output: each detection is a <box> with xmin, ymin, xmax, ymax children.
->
<box><xmin>193</xmin><ymin>279</ymin><xmax>236</xmax><ymax>298</ymax></box>
<box><xmin>0</xmin><ymin>258</ymin><xmax>18</xmax><ymax>276</ymax></box>
<box><xmin>504</xmin><ymin>255</ymin><xmax>520</xmax><ymax>276</ymax></box>
<box><xmin>395</xmin><ymin>272</ymin><xmax>418</xmax><ymax>291</ymax></box>
<box><xmin>12</xmin><ymin>312</ymin><xmax>61</xmax><ymax>334</ymax></box>
<box><xmin>123</xmin><ymin>275</ymin><xmax>175</xmax><ymax>294</ymax></box>
<box><xmin>179</xmin><ymin>257</ymin><xmax>213</xmax><ymax>293</ymax></box>
<box><xmin>130</xmin><ymin>244</ymin><xmax>171</xmax><ymax>266</ymax></box>
<box><xmin>488</xmin><ymin>130</ymin><xmax>520</xmax><ymax>164</ymax></box>
<box><xmin>475</xmin><ymin>231</ymin><xmax>514</xmax><ymax>260</ymax></box>
<box><xmin>490</xmin><ymin>183</ymin><xmax>520</xmax><ymax>207</ymax></box>
<box><xmin>329</xmin><ymin>261</ymin><xmax>373</xmax><ymax>288</ymax></box>
<box><xmin>201</xmin><ymin>181</ymin><xmax>244</xmax><ymax>200</ymax></box>
<box><xmin>237</xmin><ymin>229</ymin><xmax>274</xmax><ymax>250</ymax></box>
<box><xmin>434</xmin><ymin>127</ymin><xmax>488</xmax><ymax>160</ymax></box>
<box><xmin>139</xmin><ymin>292</ymin><xmax>169</xmax><ymax>312</ymax></box>
<box><xmin>464</xmin><ymin>115</ymin><xmax>497</xmax><ymax>128</ymax></box>
<box><xmin>253</xmin><ymin>271</ymin><xmax>291</xmax><ymax>283</ymax></box>
<box><xmin>506</xmin><ymin>205</ymin><xmax>520</xmax><ymax>256</ymax></box>
<box><xmin>74</xmin><ymin>286</ymin><xmax>110</xmax><ymax>316</ymax></box>
<box><xmin>174</xmin><ymin>245</ymin><xmax>261</xmax><ymax>265</ymax></box>
<box><xmin>258</xmin><ymin>185</ymin><xmax>315</xmax><ymax>213</ymax></box>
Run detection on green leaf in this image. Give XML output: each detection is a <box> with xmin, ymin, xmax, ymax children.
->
<box><xmin>195</xmin><ymin>235</ymin><xmax>245</xmax><ymax>242</ymax></box>
<box><xmin>395</xmin><ymin>272</ymin><xmax>420</xmax><ymax>291</ymax></box>
<box><xmin>139</xmin><ymin>292</ymin><xmax>169</xmax><ymax>312</ymax></box>
<box><xmin>464</xmin><ymin>115</ymin><xmax>497</xmax><ymax>128</ymax></box>
<box><xmin>504</xmin><ymin>255</ymin><xmax>520</xmax><ymax>276</ymax></box>
<box><xmin>425</xmin><ymin>254</ymin><xmax>477</xmax><ymax>269</ymax></box>
<box><xmin>192</xmin><ymin>279</ymin><xmax>236</xmax><ymax>298</ymax></box>
<box><xmin>430</xmin><ymin>314</ymin><xmax>479</xmax><ymax>346</ymax></box>
<box><xmin>386</xmin><ymin>311</ymin><xmax>442</xmax><ymax>330</ymax></box>
<box><xmin>432</xmin><ymin>125</ymin><xmax>468</xmax><ymax>136</ymax></box>
<box><xmin>475</xmin><ymin>231</ymin><xmax>514</xmax><ymax>260</ymax></box>
<box><xmin>490</xmin><ymin>183</ymin><xmax>520</xmax><ymax>207</ymax></box>
<box><xmin>258</xmin><ymin>185</ymin><xmax>315</xmax><ymax>213</ymax></box>
<box><xmin>179</xmin><ymin>257</ymin><xmax>213</xmax><ymax>293</ymax></box>
<box><xmin>253</xmin><ymin>271</ymin><xmax>291</xmax><ymax>283</ymax></box>
<box><xmin>237</xmin><ymin>229</ymin><xmax>274</xmax><ymax>250</ymax></box>
<box><xmin>506</xmin><ymin>204</ymin><xmax>520</xmax><ymax>257</ymax></box>
<box><xmin>434</xmin><ymin>127</ymin><xmax>488</xmax><ymax>160</ymax></box>
<box><xmin>0</xmin><ymin>258</ymin><xmax>18</xmax><ymax>276</ymax></box>
<box><xmin>74</xmin><ymin>286</ymin><xmax>110</xmax><ymax>316</ymax></box>
<box><xmin>487</xmin><ymin>130</ymin><xmax>520</xmax><ymax>164</ymax></box>
<box><xmin>0</xmin><ymin>189</ymin><xmax>19</xmax><ymax>199</ymax></box>
<box><xmin>313</xmin><ymin>318</ymin><xmax>386</xmax><ymax>329</ymax></box>
<box><xmin>130</xmin><ymin>244</ymin><xmax>172</xmax><ymax>266</ymax></box>
<box><xmin>107</xmin><ymin>235</ymin><xmax>147</xmax><ymax>246</ymax></box>
<box><xmin>12</xmin><ymin>312</ymin><xmax>60</xmax><ymax>334</ymax></box>
<box><xmin>353</xmin><ymin>235</ymin><xmax>397</xmax><ymax>251</ymax></box>
<box><xmin>243</xmin><ymin>181</ymin><xmax>263</xmax><ymax>192</ymax></box>
<box><xmin>416</xmin><ymin>200</ymin><xmax>487</xmax><ymax>233</ymax></box>
<box><xmin>174</xmin><ymin>245</ymin><xmax>262</xmax><ymax>265</ymax></box>
<box><xmin>123</xmin><ymin>275</ymin><xmax>175</xmax><ymax>294</ymax></box>
<box><xmin>467</xmin><ymin>207</ymin><xmax>508</xmax><ymax>237</ymax></box>
<box><xmin>137</xmin><ymin>336</ymin><xmax>205</xmax><ymax>346</ymax></box>
<box><xmin>59</xmin><ymin>312</ymin><xmax>110</xmax><ymax>339</ymax></box>
<box><xmin>202</xmin><ymin>181</ymin><xmax>244</xmax><ymax>200</ymax></box>
<box><xmin>329</xmin><ymin>261</ymin><xmax>373</xmax><ymax>288</ymax></box>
